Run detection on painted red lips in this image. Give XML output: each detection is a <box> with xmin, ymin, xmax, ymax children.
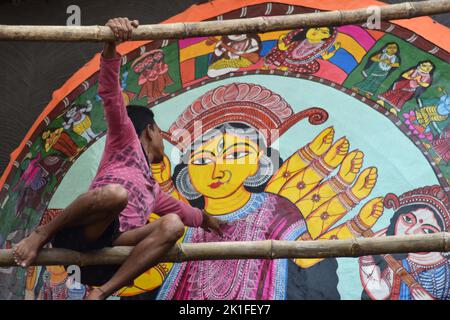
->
<box><xmin>209</xmin><ymin>181</ymin><xmax>224</xmax><ymax>189</ymax></box>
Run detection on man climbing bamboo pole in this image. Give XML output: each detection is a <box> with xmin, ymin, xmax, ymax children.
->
<box><xmin>0</xmin><ymin>0</ymin><xmax>449</xmax><ymax>41</ymax></box>
<box><xmin>10</xmin><ymin>17</ymin><xmax>225</xmax><ymax>300</ymax></box>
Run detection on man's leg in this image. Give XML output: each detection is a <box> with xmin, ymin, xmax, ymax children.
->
<box><xmin>13</xmin><ymin>184</ymin><xmax>128</xmax><ymax>267</ymax></box>
<box><xmin>86</xmin><ymin>213</ymin><xmax>185</xmax><ymax>300</ymax></box>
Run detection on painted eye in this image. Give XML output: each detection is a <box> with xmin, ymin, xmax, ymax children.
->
<box><xmin>217</xmin><ymin>138</ymin><xmax>224</xmax><ymax>155</ymax></box>
<box><xmin>422</xmin><ymin>228</ymin><xmax>436</xmax><ymax>234</ymax></box>
<box><xmin>402</xmin><ymin>214</ymin><xmax>414</xmax><ymax>224</ymax></box>
<box><xmin>225</xmin><ymin>151</ymin><xmax>249</xmax><ymax>159</ymax></box>
<box><xmin>191</xmin><ymin>157</ymin><xmax>212</xmax><ymax>165</ymax></box>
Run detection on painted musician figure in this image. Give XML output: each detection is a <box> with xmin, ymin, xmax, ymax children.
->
<box><xmin>264</xmin><ymin>27</ymin><xmax>340</xmax><ymax>74</ymax></box>
<box><xmin>359</xmin><ymin>186</ymin><xmax>450</xmax><ymax>300</ymax></box>
<box><xmin>207</xmin><ymin>34</ymin><xmax>261</xmax><ymax>77</ymax></box>
<box><xmin>377</xmin><ymin>61</ymin><xmax>435</xmax><ymax>115</ymax></box>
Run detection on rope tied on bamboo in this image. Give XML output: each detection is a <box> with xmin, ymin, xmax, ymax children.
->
<box><xmin>270</xmin><ymin>239</ymin><xmax>275</xmax><ymax>259</ymax></box>
<box><xmin>350</xmin><ymin>238</ymin><xmax>362</xmax><ymax>257</ymax></box>
<box><xmin>406</xmin><ymin>1</ymin><xmax>419</xmax><ymax>18</ymax></box>
<box><xmin>336</xmin><ymin>10</ymin><xmax>344</xmax><ymax>26</ymax></box>
<box><xmin>94</xmin><ymin>25</ymin><xmax>102</xmax><ymax>41</ymax></box>
<box><xmin>175</xmin><ymin>242</ymin><xmax>185</xmax><ymax>262</ymax></box>
<box><xmin>442</xmin><ymin>232</ymin><xmax>449</xmax><ymax>252</ymax></box>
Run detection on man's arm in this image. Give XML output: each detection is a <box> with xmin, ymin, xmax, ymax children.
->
<box><xmin>153</xmin><ymin>187</ymin><xmax>203</xmax><ymax>228</ymax></box>
<box><xmin>98</xmin><ymin>18</ymin><xmax>139</xmax><ymax>143</ymax></box>
<box><xmin>153</xmin><ymin>186</ymin><xmax>225</xmax><ymax>236</ymax></box>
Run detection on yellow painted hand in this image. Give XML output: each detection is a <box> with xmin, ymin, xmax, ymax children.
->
<box><xmin>295</xmin><ymin>197</ymin><xmax>383</xmax><ymax>269</ymax></box>
<box><xmin>150</xmin><ymin>154</ymin><xmax>172</xmax><ymax>183</ymax></box>
<box><xmin>301</xmin><ymin>166</ymin><xmax>377</xmax><ymax>238</ymax></box>
<box><xmin>350</xmin><ymin>167</ymin><xmax>377</xmax><ymax>200</ymax></box>
<box><xmin>322</xmin><ymin>137</ymin><xmax>349</xmax><ymax>168</ymax></box>
<box><xmin>277</xmin><ymin>34</ymin><xmax>291</xmax><ymax>51</ymax></box>
<box><xmin>295</xmin><ymin>149</ymin><xmax>364</xmax><ymax>218</ymax></box>
<box><xmin>337</xmin><ymin>149</ymin><xmax>364</xmax><ymax>185</ymax></box>
<box><xmin>266</xmin><ymin>126</ymin><xmax>335</xmax><ymax>194</ymax></box>
<box><xmin>310</xmin><ymin>126</ymin><xmax>335</xmax><ymax>156</ymax></box>
<box><xmin>276</xmin><ymin>136</ymin><xmax>349</xmax><ymax>216</ymax></box>
<box><xmin>355</xmin><ymin>197</ymin><xmax>384</xmax><ymax>229</ymax></box>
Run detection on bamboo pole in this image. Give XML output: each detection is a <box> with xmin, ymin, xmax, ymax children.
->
<box><xmin>0</xmin><ymin>0</ymin><xmax>449</xmax><ymax>42</ymax></box>
<box><xmin>0</xmin><ymin>233</ymin><xmax>448</xmax><ymax>267</ymax></box>
<box><xmin>360</xmin><ymin>229</ymin><xmax>425</xmax><ymax>290</ymax></box>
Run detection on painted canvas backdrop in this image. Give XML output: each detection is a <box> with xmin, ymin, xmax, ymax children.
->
<box><xmin>0</xmin><ymin>0</ymin><xmax>449</xmax><ymax>300</ymax></box>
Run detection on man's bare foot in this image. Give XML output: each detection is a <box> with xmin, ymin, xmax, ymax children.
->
<box><xmin>12</xmin><ymin>228</ymin><xmax>49</xmax><ymax>268</ymax></box>
<box><xmin>85</xmin><ymin>287</ymin><xmax>107</xmax><ymax>300</ymax></box>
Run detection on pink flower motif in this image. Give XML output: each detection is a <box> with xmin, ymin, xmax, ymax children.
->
<box><xmin>424</xmin><ymin>133</ymin><xmax>433</xmax><ymax>141</ymax></box>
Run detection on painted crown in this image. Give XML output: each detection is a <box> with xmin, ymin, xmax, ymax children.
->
<box><xmin>162</xmin><ymin>82</ymin><xmax>328</xmax><ymax>152</ymax></box>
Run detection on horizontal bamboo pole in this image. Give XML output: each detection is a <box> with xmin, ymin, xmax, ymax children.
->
<box><xmin>0</xmin><ymin>0</ymin><xmax>449</xmax><ymax>42</ymax></box>
<box><xmin>0</xmin><ymin>233</ymin><xmax>449</xmax><ymax>267</ymax></box>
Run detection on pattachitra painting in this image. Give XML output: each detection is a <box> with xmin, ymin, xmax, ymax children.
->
<box><xmin>0</xmin><ymin>0</ymin><xmax>449</xmax><ymax>300</ymax></box>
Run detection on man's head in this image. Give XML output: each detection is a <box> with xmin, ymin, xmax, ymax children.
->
<box><xmin>126</xmin><ymin>105</ymin><xmax>165</xmax><ymax>163</ymax></box>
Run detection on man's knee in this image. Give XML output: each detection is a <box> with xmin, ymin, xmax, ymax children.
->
<box><xmin>159</xmin><ymin>214</ymin><xmax>185</xmax><ymax>242</ymax></box>
<box><xmin>94</xmin><ymin>184</ymin><xmax>128</xmax><ymax>212</ymax></box>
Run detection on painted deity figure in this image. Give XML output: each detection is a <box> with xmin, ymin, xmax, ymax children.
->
<box><xmin>62</xmin><ymin>102</ymin><xmax>97</xmax><ymax>143</ymax></box>
<box><xmin>264</xmin><ymin>27</ymin><xmax>340</xmax><ymax>74</ymax></box>
<box><xmin>117</xmin><ymin>83</ymin><xmax>384</xmax><ymax>299</ymax></box>
<box><xmin>132</xmin><ymin>49</ymin><xmax>173</xmax><ymax>103</ymax></box>
<box><xmin>352</xmin><ymin>43</ymin><xmax>401</xmax><ymax>98</ymax></box>
<box><xmin>206</xmin><ymin>34</ymin><xmax>261</xmax><ymax>77</ymax></box>
<box><xmin>359</xmin><ymin>186</ymin><xmax>449</xmax><ymax>300</ymax></box>
<box><xmin>42</xmin><ymin>128</ymin><xmax>80</xmax><ymax>160</ymax></box>
<box><xmin>403</xmin><ymin>87</ymin><xmax>450</xmax><ymax>141</ymax></box>
<box><xmin>12</xmin><ymin>153</ymin><xmax>45</xmax><ymax>193</ymax></box>
<box><xmin>13</xmin><ymin>153</ymin><xmax>64</xmax><ymax>193</ymax></box>
<box><xmin>37</xmin><ymin>265</ymin><xmax>69</xmax><ymax>300</ymax></box>
<box><xmin>13</xmin><ymin>153</ymin><xmax>64</xmax><ymax>216</ymax></box>
<box><xmin>431</xmin><ymin>124</ymin><xmax>450</xmax><ymax>164</ymax></box>
<box><xmin>377</xmin><ymin>61</ymin><xmax>435</xmax><ymax>115</ymax></box>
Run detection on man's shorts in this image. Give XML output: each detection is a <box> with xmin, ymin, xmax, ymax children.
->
<box><xmin>51</xmin><ymin>217</ymin><xmax>122</xmax><ymax>286</ymax></box>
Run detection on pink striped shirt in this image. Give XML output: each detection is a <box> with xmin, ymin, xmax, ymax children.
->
<box><xmin>90</xmin><ymin>54</ymin><xmax>203</xmax><ymax>232</ymax></box>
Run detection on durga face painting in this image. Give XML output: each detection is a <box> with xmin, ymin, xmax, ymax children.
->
<box><xmin>117</xmin><ymin>82</ymin><xmax>385</xmax><ymax>300</ymax></box>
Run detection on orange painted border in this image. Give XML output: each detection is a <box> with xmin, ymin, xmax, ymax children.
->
<box><xmin>1</xmin><ymin>0</ymin><xmax>449</xmax><ymax>187</ymax></box>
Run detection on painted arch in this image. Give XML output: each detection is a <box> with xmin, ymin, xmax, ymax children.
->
<box><xmin>0</xmin><ymin>0</ymin><xmax>449</xmax><ymax>300</ymax></box>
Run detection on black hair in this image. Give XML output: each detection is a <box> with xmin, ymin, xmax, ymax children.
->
<box><xmin>126</xmin><ymin>105</ymin><xmax>156</xmax><ymax>137</ymax></box>
<box><xmin>291</xmin><ymin>26</ymin><xmax>335</xmax><ymax>42</ymax></box>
